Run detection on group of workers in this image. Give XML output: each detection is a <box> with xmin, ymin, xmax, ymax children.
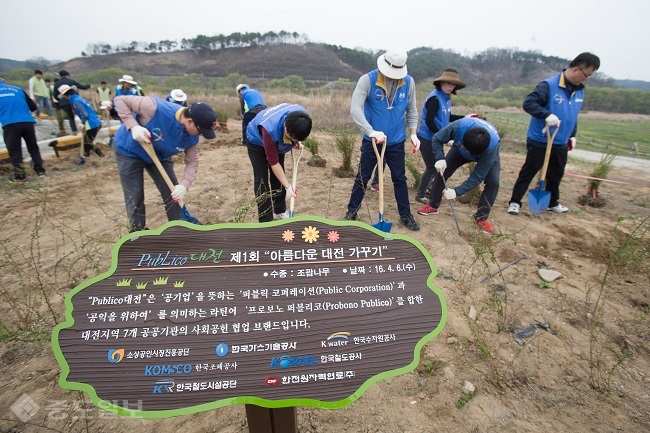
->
<box><xmin>0</xmin><ymin>49</ymin><xmax>599</xmax><ymax>235</ymax></box>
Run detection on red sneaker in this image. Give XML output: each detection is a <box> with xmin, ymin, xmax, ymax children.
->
<box><xmin>476</xmin><ymin>220</ymin><xmax>495</xmax><ymax>234</ymax></box>
<box><xmin>417</xmin><ymin>204</ymin><xmax>439</xmax><ymax>216</ymax></box>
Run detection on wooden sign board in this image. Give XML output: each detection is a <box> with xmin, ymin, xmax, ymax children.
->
<box><xmin>52</xmin><ymin>217</ymin><xmax>447</xmax><ymax>418</ymax></box>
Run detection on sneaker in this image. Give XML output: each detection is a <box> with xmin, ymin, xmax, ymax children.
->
<box><xmin>547</xmin><ymin>204</ymin><xmax>569</xmax><ymax>213</ymax></box>
<box><xmin>93</xmin><ymin>146</ymin><xmax>105</xmax><ymax>157</ymax></box>
<box><xmin>507</xmin><ymin>202</ymin><xmax>520</xmax><ymax>215</ymax></box>
<box><xmin>273</xmin><ymin>211</ymin><xmax>290</xmax><ymax>220</ymax></box>
<box><xmin>370</xmin><ymin>183</ymin><xmax>379</xmax><ymax>192</ymax></box>
<box><xmin>37</xmin><ymin>171</ymin><xmax>47</xmax><ymax>177</ymax></box>
<box><xmin>476</xmin><ymin>220</ymin><xmax>495</xmax><ymax>234</ymax></box>
<box><xmin>8</xmin><ymin>175</ymin><xmax>27</xmax><ymax>183</ymax></box>
<box><xmin>417</xmin><ymin>204</ymin><xmax>439</xmax><ymax>216</ymax></box>
<box><xmin>399</xmin><ymin>213</ymin><xmax>420</xmax><ymax>231</ymax></box>
<box><xmin>415</xmin><ymin>195</ymin><xmax>429</xmax><ymax>204</ymax></box>
<box><xmin>342</xmin><ymin>211</ymin><xmax>357</xmax><ymax>221</ymax></box>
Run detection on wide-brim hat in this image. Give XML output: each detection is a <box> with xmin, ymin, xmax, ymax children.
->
<box><xmin>57</xmin><ymin>84</ymin><xmax>74</xmax><ymax>98</ymax></box>
<box><xmin>188</xmin><ymin>102</ymin><xmax>217</xmax><ymax>139</ymax></box>
<box><xmin>100</xmin><ymin>100</ymin><xmax>113</xmax><ymax>109</ymax></box>
<box><xmin>170</xmin><ymin>88</ymin><xmax>187</xmax><ymax>102</ymax></box>
<box><xmin>118</xmin><ymin>74</ymin><xmax>137</xmax><ymax>85</ymax></box>
<box><xmin>433</xmin><ymin>69</ymin><xmax>466</xmax><ymax>90</ymax></box>
<box><xmin>377</xmin><ymin>50</ymin><xmax>408</xmax><ymax>80</ymax></box>
<box><xmin>236</xmin><ymin>84</ymin><xmax>249</xmax><ymax>93</ymax></box>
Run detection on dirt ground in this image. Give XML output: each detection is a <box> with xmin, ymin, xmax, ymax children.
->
<box><xmin>0</xmin><ymin>121</ymin><xmax>649</xmax><ymax>433</ymax></box>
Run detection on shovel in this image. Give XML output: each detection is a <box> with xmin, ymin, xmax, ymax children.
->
<box><xmin>288</xmin><ymin>142</ymin><xmax>304</xmax><ymax>217</ymax></box>
<box><xmin>528</xmin><ymin>124</ymin><xmax>559</xmax><ymax>214</ymax></box>
<box><xmin>441</xmin><ymin>174</ymin><xmax>462</xmax><ymax>237</ymax></box>
<box><xmin>370</xmin><ymin>138</ymin><xmax>392</xmax><ymax>232</ymax></box>
<box><xmin>140</xmin><ymin>140</ymin><xmax>200</xmax><ymax>224</ymax></box>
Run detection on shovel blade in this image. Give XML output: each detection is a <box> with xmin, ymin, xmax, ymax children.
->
<box><xmin>528</xmin><ymin>184</ymin><xmax>550</xmax><ymax>214</ymax></box>
<box><xmin>180</xmin><ymin>206</ymin><xmax>200</xmax><ymax>224</ymax></box>
<box><xmin>372</xmin><ymin>213</ymin><xmax>393</xmax><ymax>233</ymax></box>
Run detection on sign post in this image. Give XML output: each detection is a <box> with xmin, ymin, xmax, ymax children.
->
<box><xmin>52</xmin><ymin>217</ymin><xmax>447</xmax><ymax>426</ymax></box>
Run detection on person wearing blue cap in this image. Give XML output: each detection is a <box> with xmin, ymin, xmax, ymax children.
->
<box><xmin>112</xmin><ymin>96</ymin><xmax>217</xmax><ymax>232</ymax></box>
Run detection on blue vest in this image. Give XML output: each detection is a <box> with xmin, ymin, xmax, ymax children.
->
<box><xmin>527</xmin><ymin>73</ymin><xmax>583</xmax><ymax>146</ymax></box>
<box><xmin>416</xmin><ymin>89</ymin><xmax>451</xmax><ymax>140</ymax></box>
<box><xmin>0</xmin><ymin>83</ymin><xmax>36</xmax><ymax>126</ymax></box>
<box><xmin>241</xmin><ymin>89</ymin><xmax>266</xmax><ymax>113</ymax></box>
<box><xmin>454</xmin><ymin>118</ymin><xmax>500</xmax><ymax>162</ymax></box>
<box><xmin>246</xmin><ymin>103</ymin><xmax>307</xmax><ymax>155</ymax></box>
<box><xmin>115</xmin><ymin>85</ymin><xmax>138</xmax><ymax>97</ymax></box>
<box><xmin>363</xmin><ymin>69</ymin><xmax>410</xmax><ymax>145</ymax></box>
<box><xmin>114</xmin><ymin>98</ymin><xmax>199</xmax><ymax>162</ymax></box>
<box><xmin>70</xmin><ymin>94</ymin><xmax>102</xmax><ymax>130</ymax></box>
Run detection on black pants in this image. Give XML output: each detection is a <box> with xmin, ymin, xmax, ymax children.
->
<box><xmin>247</xmin><ymin>143</ymin><xmax>286</xmax><ymax>222</ymax></box>
<box><xmin>83</xmin><ymin>126</ymin><xmax>100</xmax><ymax>156</ymax></box>
<box><xmin>3</xmin><ymin>122</ymin><xmax>45</xmax><ymax>179</ymax></box>
<box><xmin>61</xmin><ymin>103</ymin><xmax>77</xmax><ymax>133</ymax></box>
<box><xmin>509</xmin><ymin>142</ymin><xmax>568</xmax><ymax>208</ymax></box>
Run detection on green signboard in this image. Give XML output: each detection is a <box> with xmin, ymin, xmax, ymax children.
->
<box><xmin>52</xmin><ymin>217</ymin><xmax>446</xmax><ymax>418</ymax></box>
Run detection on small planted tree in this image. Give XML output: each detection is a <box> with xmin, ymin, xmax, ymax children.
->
<box><xmin>303</xmin><ymin>137</ymin><xmax>327</xmax><ymax>167</ymax></box>
<box><xmin>578</xmin><ymin>151</ymin><xmax>616</xmax><ymax>208</ymax></box>
<box><xmin>215</xmin><ymin>109</ymin><xmax>229</xmax><ymax>133</ymax></box>
<box><xmin>332</xmin><ymin>128</ymin><xmax>356</xmax><ymax>178</ymax></box>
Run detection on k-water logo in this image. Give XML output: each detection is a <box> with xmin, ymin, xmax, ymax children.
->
<box><xmin>322</xmin><ymin>331</ymin><xmax>350</xmax><ymax>348</ymax></box>
<box><xmin>270</xmin><ymin>354</ymin><xmax>318</xmax><ymax>369</ymax></box>
<box><xmin>107</xmin><ymin>348</ymin><xmax>125</xmax><ymax>363</ymax></box>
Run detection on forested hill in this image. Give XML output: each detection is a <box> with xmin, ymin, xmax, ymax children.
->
<box><xmin>52</xmin><ymin>43</ymin><xmax>609</xmax><ymax>91</ymax></box>
<box><xmin>3</xmin><ymin>29</ymin><xmax>646</xmax><ymax>91</ymax></box>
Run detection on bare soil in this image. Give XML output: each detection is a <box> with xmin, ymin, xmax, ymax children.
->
<box><xmin>0</xmin><ymin>123</ymin><xmax>649</xmax><ymax>433</ymax></box>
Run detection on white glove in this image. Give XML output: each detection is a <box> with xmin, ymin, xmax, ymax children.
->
<box><xmin>171</xmin><ymin>184</ymin><xmax>187</xmax><ymax>202</ymax></box>
<box><xmin>131</xmin><ymin>125</ymin><xmax>151</xmax><ymax>144</ymax></box>
<box><xmin>369</xmin><ymin>130</ymin><xmax>386</xmax><ymax>144</ymax></box>
<box><xmin>464</xmin><ymin>113</ymin><xmax>478</xmax><ymax>118</ymax></box>
<box><xmin>294</xmin><ymin>141</ymin><xmax>302</xmax><ymax>150</ymax></box>
<box><xmin>568</xmin><ymin>137</ymin><xmax>576</xmax><ymax>151</ymax></box>
<box><xmin>443</xmin><ymin>188</ymin><xmax>457</xmax><ymax>200</ymax></box>
<box><xmin>410</xmin><ymin>134</ymin><xmax>420</xmax><ymax>153</ymax></box>
<box><xmin>446</xmin><ymin>139</ymin><xmax>455</xmax><ymax>146</ymax></box>
<box><xmin>545</xmin><ymin>114</ymin><xmax>560</xmax><ymax>126</ymax></box>
<box><xmin>285</xmin><ymin>184</ymin><xmax>297</xmax><ymax>200</ymax></box>
<box><xmin>434</xmin><ymin>159</ymin><xmax>447</xmax><ymax>174</ymax></box>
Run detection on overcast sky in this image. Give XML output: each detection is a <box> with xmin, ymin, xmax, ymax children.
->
<box><xmin>2</xmin><ymin>0</ymin><xmax>648</xmax><ymax>82</ymax></box>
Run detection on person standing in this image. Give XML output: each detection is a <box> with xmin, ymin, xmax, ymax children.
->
<box><xmin>54</xmin><ymin>70</ymin><xmax>92</xmax><ymax>135</ymax></box>
<box><xmin>0</xmin><ymin>81</ymin><xmax>46</xmax><ymax>181</ymax></box>
<box><xmin>237</xmin><ymin>84</ymin><xmax>266</xmax><ymax>145</ymax></box>
<box><xmin>57</xmin><ymin>85</ymin><xmax>104</xmax><ymax>157</ymax></box>
<box><xmin>246</xmin><ymin>103</ymin><xmax>312</xmax><ymax>222</ymax></box>
<box><xmin>507</xmin><ymin>52</ymin><xmax>600</xmax><ymax>215</ymax></box>
<box><xmin>343</xmin><ymin>50</ymin><xmax>421</xmax><ymax>231</ymax></box>
<box><xmin>115</xmin><ymin>75</ymin><xmax>143</xmax><ymax>97</ymax></box>
<box><xmin>113</xmin><ymin>96</ymin><xmax>217</xmax><ymax>232</ymax></box>
<box><xmin>418</xmin><ymin>117</ymin><xmax>501</xmax><ymax>234</ymax></box>
<box><xmin>415</xmin><ymin>68</ymin><xmax>470</xmax><ymax>208</ymax></box>
<box><xmin>97</xmin><ymin>81</ymin><xmax>111</xmax><ymax>102</ymax></box>
<box><xmin>28</xmin><ymin>69</ymin><xmax>52</xmax><ymax>116</ymax></box>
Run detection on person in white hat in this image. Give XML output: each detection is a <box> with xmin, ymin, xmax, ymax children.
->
<box><xmin>100</xmin><ymin>99</ymin><xmax>120</xmax><ymax>121</ymax></box>
<box><xmin>165</xmin><ymin>88</ymin><xmax>188</xmax><ymax>107</ymax></box>
<box><xmin>115</xmin><ymin>75</ymin><xmax>144</xmax><ymax>97</ymax></box>
<box><xmin>343</xmin><ymin>50</ymin><xmax>421</xmax><ymax>231</ymax></box>
<box><xmin>236</xmin><ymin>84</ymin><xmax>266</xmax><ymax>145</ymax></box>
<box><xmin>58</xmin><ymin>85</ymin><xmax>104</xmax><ymax>158</ymax></box>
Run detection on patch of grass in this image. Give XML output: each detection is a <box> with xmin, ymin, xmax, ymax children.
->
<box><xmin>0</xmin><ymin>325</ymin><xmax>49</xmax><ymax>342</ymax></box>
<box><xmin>535</xmin><ymin>280</ymin><xmax>553</xmax><ymax>289</ymax></box>
<box><xmin>455</xmin><ymin>391</ymin><xmax>477</xmax><ymax>409</ymax></box>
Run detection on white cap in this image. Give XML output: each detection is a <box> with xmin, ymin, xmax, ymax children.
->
<box><xmin>100</xmin><ymin>100</ymin><xmax>113</xmax><ymax>109</ymax></box>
